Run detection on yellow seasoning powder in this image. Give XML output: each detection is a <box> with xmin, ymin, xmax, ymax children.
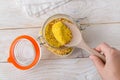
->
<box><xmin>52</xmin><ymin>21</ymin><xmax>72</xmax><ymax>46</ymax></box>
<box><xmin>45</xmin><ymin>21</ymin><xmax>63</xmax><ymax>48</ymax></box>
<box><xmin>44</xmin><ymin>18</ymin><xmax>73</xmax><ymax>56</ymax></box>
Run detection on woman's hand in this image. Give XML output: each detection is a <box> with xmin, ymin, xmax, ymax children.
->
<box><xmin>90</xmin><ymin>43</ymin><xmax>120</xmax><ymax>80</ymax></box>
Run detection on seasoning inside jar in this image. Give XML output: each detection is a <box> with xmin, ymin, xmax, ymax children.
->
<box><xmin>45</xmin><ymin>18</ymin><xmax>72</xmax><ymax>48</ymax></box>
<box><xmin>52</xmin><ymin>21</ymin><xmax>72</xmax><ymax>46</ymax></box>
<box><xmin>42</xmin><ymin>17</ymin><xmax>74</xmax><ymax>56</ymax></box>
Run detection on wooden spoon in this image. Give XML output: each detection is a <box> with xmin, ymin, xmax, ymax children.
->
<box><xmin>63</xmin><ymin>22</ymin><xmax>105</xmax><ymax>62</ymax></box>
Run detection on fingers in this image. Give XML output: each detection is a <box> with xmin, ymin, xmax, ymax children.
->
<box><xmin>90</xmin><ymin>55</ymin><xmax>104</xmax><ymax>73</ymax></box>
<box><xmin>95</xmin><ymin>43</ymin><xmax>112</xmax><ymax>57</ymax></box>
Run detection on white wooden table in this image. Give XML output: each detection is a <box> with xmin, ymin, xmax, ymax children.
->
<box><xmin>0</xmin><ymin>0</ymin><xmax>120</xmax><ymax>80</ymax></box>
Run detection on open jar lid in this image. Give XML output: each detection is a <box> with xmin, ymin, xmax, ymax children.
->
<box><xmin>8</xmin><ymin>35</ymin><xmax>41</xmax><ymax>70</ymax></box>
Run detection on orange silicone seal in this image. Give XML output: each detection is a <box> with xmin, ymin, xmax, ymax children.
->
<box><xmin>8</xmin><ymin>35</ymin><xmax>40</xmax><ymax>70</ymax></box>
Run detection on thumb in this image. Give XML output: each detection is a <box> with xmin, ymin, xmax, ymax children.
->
<box><xmin>90</xmin><ymin>55</ymin><xmax>104</xmax><ymax>73</ymax></box>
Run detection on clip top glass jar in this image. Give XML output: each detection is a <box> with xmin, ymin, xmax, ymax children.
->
<box><xmin>38</xmin><ymin>14</ymin><xmax>78</xmax><ymax>56</ymax></box>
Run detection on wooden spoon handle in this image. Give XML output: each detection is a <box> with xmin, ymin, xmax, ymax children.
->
<box><xmin>88</xmin><ymin>48</ymin><xmax>105</xmax><ymax>62</ymax></box>
<box><xmin>78</xmin><ymin>41</ymin><xmax>106</xmax><ymax>62</ymax></box>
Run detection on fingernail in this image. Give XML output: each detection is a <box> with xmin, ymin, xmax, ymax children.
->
<box><xmin>89</xmin><ymin>55</ymin><xmax>95</xmax><ymax>60</ymax></box>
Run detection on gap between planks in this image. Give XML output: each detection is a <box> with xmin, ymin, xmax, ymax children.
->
<box><xmin>1</xmin><ymin>21</ymin><xmax>120</xmax><ymax>30</ymax></box>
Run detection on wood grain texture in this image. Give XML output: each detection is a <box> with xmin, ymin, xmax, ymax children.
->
<box><xmin>0</xmin><ymin>28</ymin><xmax>83</xmax><ymax>62</ymax></box>
<box><xmin>0</xmin><ymin>0</ymin><xmax>120</xmax><ymax>80</ymax></box>
<box><xmin>81</xmin><ymin>24</ymin><xmax>120</xmax><ymax>54</ymax></box>
<box><xmin>0</xmin><ymin>0</ymin><xmax>120</xmax><ymax>29</ymax></box>
<box><xmin>0</xmin><ymin>58</ymin><xmax>101</xmax><ymax>80</ymax></box>
<box><xmin>1</xmin><ymin>24</ymin><xmax>120</xmax><ymax>80</ymax></box>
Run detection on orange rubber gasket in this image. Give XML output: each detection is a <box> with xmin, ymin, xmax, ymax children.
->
<box><xmin>8</xmin><ymin>35</ymin><xmax>40</xmax><ymax>70</ymax></box>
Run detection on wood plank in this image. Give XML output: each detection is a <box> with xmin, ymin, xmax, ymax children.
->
<box><xmin>83</xmin><ymin>24</ymin><xmax>120</xmax><ymax>48</ymax></box>
<box><xmin>1</xmin><ymin>0</ymin><xmax>120</xmax><ymax>29</ymax></box>
<box><xmin>0</xmin><ymin>0</ymin><xmax>42</xmax><ymax>29</ymax></box>
<box><xmin>0</xmin><ymin>58</ymin><xmax>101</xmax><ymax>80</ymax></box>
<box><xmin>0</xmin><ymin>28</ymin><xmax>83</xmax><ymax>62</ymax></box>
<box><xmin>45</xmin><ymin>0</ymin><xmax>120</xmax><ymax>24</ymax></box>
<box><xmin>1</xmin><ymin>24</ymin><xmax>120</xmax><ymax>61</ymax></box>
<box><xmin>82</xmin><ymin>24</ymin><xmax>120</xmax><ymax>54</ymax></box>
